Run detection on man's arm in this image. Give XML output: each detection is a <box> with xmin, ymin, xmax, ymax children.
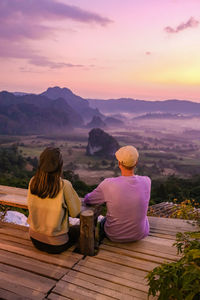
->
<box><xmin>84</xmin><ymin>183</ymin><xmax>105</xmax><ymax>205</ymax></box>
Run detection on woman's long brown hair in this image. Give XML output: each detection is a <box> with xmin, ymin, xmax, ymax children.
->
<box><xmin>30</xmin><ymin>165</ymin><xmax>63</xmax><ymax>199</ymax></box>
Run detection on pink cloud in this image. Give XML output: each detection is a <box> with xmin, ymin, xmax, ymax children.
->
<box><xmin>0</xmin><ymin>0</ymin><xmax>109</xmax><ymax>68</ymax></box>
<box><xmin>145</xmin><ymin>51</ymin><xmax>151</xmax><ymax>55</ymax></box>
<box><xmin>0</xmin><ymin>0</ymin><xmax>112</xmax><ymax>41</ymax></box>
<box><xmin>164</xmin><ymin>17</ymin><xmax>199</xmax><ymax>34</ymax></box>
<box><xmin>0</xmin><ymin>23</ymin><xmax>52</xmax><ymax>41</ymax></box>
<box><xmin>28</xmin><ymin>57</ymin><xmax>85</xmax><ymax>69</ymax></box>
<box><xmin>0</xmin><ymin>40</ymin><xmax>88</xmax><ymax>69</ymax></box>
<box><xmin>0</xmin><ymin>0</ymin><xmax>112</xmax><ymax>35</ymax></box>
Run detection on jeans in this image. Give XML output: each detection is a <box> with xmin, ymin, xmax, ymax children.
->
<box><xmin>30</xmin><ymin>225</ymin><xmax>80</xmax><ymax>254</ymax></box>
<box><xmin>99</xmin><ymin>217</ymin><xmax>107</xmax><ymax>243</ymax></box>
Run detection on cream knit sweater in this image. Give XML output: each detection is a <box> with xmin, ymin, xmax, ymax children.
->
<box><xmin>27</xmin><ymin>179</ymin><xmax>81</xmax><ymax>245</ymax></box>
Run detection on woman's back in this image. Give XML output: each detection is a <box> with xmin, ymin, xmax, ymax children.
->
<box><xmin>27</xmin><ymin>147</ymin><xmax>81</xmax><ymax>253</ymax></box>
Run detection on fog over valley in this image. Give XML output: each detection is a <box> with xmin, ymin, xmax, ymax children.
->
<box><xmin>0</xmin><ymin>86</ymin><xmax>200</xmax><ymax>187</ymax></box>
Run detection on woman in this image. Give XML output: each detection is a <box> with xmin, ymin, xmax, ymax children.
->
<box><xmin>27</xmin><ymin>147</ymin><xmax>81</xmax><ymax>254</ymax></box>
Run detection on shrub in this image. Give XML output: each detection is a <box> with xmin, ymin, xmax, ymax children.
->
<box><xmin>147</xmin><ymin>210</ymin><xmax>200</xmax><ymax>300</ymax></box>
<box><xmin>171</xmin><ymin>199</ymin><xmax>200</xmax><ymax>221</ymax></box>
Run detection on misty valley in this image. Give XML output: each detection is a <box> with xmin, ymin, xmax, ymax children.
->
<box><xmin>0</xmin><ymin>87</ymin><xmax>200</xmax><ymax>205</ymax></box>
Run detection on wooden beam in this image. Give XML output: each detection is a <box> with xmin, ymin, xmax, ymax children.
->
<box><xmin>0</xmin><ymin>200</ymin><xmax>27</xmax><ymax>210</ymax></box>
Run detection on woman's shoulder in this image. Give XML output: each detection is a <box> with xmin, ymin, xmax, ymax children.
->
<box><xmin>28</xmin><ymin>176</ymin><xmax>34</xmax><ymax>188</ymax></box>
<box><xmin>61</xmin><ymin>179</ymin><xmax>73</xmax><ymax>188</ymax></box>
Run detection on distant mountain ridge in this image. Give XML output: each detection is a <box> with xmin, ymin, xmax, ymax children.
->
<box><xmin>1</xmin><ymin>86</ymin><xmax>200</xmax><ymax>135</ymax></box>
<box><xmin>133</xmin><ymin>112</ymin><xmax>192</xmax><ymax>120</ymax></box>
<box><xmin>88</xmin><ymin>98</ymin><xmax>200</xmax><ymax>114</ymax></box>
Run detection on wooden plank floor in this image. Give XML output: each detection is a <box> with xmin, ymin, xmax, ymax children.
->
<box><xmin>0</xmin><ymin>222</ymin><xmax>83</xmax><ymax>300</ymax></box>
<box><xmin>0</xmin><ymin>217</ymin><xmax>198</xmax><ymax>300</ymax></box>
<box><xmin>51</xmin><ymin>217</ymin><xmax>198</xmax><ymax>300</ymax></box>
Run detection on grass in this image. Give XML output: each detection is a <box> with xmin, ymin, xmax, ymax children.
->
<box><xmin>18</xmin><ymin>146</ymin><xmax>43</xmax><ymax>157</ymax></box>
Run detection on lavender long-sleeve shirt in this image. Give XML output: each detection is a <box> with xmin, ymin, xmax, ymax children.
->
<box><xmin>84</xmin><ymin>175</ymin><xmax>151</xmax><ymax>242</ymax></box>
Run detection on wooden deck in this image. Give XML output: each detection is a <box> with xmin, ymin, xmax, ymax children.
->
<box><xmin>0</xmin><ymin>216</ymin><xmax>198</xmax><ymax>300</ymax></box>
<box><xmin>0</xmin><ymin>185</ymin><xmax>198</xmax><ymax>299</ymax></box>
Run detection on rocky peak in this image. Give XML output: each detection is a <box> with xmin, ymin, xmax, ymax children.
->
<box><xmin>86</xmin><ymin>116</ymin><xmax>106</xmax><ymax>128</ymax></box>
<box><xmin>44</xmin><ymin>86</ymin><xmax>74</xmax><ymax>98</ymax></box>
<box><xmin>86</xmin><ymin>128</ymin><xmax>119</xmax><ymax>159</ymax></box>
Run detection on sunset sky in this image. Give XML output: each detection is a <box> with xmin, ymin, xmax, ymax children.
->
<box><xmin>0</xmin><ymin>0</ymin><xmax>200</xmax><ymax>101</ymax></box>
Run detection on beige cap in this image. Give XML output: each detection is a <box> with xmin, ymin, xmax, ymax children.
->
<box><xmin>115</xmin><ymin>145</ymin><xmax>139</xmax><ymax>167</ymax></box>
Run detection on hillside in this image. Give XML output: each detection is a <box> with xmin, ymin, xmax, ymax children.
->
<box><xmin>41</xmin><ymin>87</ymin><xmax>103</xmax><ymax>121</ymax></box>
<box><xmin>0</xmin><ymin>91</ymin><xmax>83</xmax><ymax>134</ymax></box>
<box><xmin>1</xmin><ymin>86</ymin><xmax>200</xmax><ymax>135</ymax></box>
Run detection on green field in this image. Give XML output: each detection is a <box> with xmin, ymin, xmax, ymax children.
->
<box><xmin>0</xmin><ymin>120</ymin><xmax>200</xmax><ymax>185</ymax></box>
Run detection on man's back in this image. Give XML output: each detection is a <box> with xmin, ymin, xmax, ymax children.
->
<box><xmin>84</xmin><ymin>175</ymin><xmax>151</xmax><ymax>242</ymax></box>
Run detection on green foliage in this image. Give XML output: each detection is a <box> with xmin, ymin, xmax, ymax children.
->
<box><xmin>0</xmin><ymin>145</ymin><xmax>36</xmax><ymax>188</ymax></box>
<box><xmin>0</xmin><ymin>144</ymin><xmax>26</xmax><ymax>174</ymax></box>
<box><xmin>174</xmin><ymin>231</ymin><xmax>200</xmax><ymax>255</ymax></box>
<box><xmin>147</xmin><ymin>258</ymin><xmax>200</xmax><ymax>300</ymax></box>
<box><xmin>171</xmin><ymin>200</ymin><xmax>200</xmax><ymax>220</ymax></box>
<box><xmin>150</xmin><ymin>175</ymin><xmax>200</xmax><ymax>205</ymax></box>
<box><xmin>147</xmin><ymin>219</ymin><xmax>200</xmax><ymax>300</ymax></box>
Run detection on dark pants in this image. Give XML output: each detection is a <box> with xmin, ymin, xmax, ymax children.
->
<box><xmin>99</xmin><ymin>217</ymin><xmax>107</xmax><ymax>243</ymax></box>
<box><xmin>31</xmin><ymin>225</ymin><xmax>80</xmax><ymax>254</ymax></box>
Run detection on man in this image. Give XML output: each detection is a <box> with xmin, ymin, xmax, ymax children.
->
<box><xmin>84</xmin><ymin>145</ymin><xmax>151</xmax><ymax>242</ymax></box>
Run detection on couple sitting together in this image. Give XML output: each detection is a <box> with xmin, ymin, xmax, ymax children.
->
<box><xmin>27</xmin><ymin>145</ymin><xmax>151</xmax><ymax>254</ymax></box>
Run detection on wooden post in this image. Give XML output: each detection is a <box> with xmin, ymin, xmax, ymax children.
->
<box><xmin>80</xmin><ymin>209</ymin><xmax>95</xmax><ymax>256</ymax></box>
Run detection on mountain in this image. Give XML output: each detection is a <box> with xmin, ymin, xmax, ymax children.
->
<box><xmin>86</xmin><ymin>128</ymin><xmax>119</xmax><ymax>159</ymax></box>
<box><xmin>0</xmin><ymin>91</ymin><xmax>83</xmax><ymax>134</ymax></box>
<box><xmin>1</xmin><ymin>86</ymin><xmax>200</xmax><ymax>135</ymax></box>
<box><xmin>88</xmin><ymin>98</ymin><xmax>200</xmax><ymax>114</ymax></box>
<box><xmin>86</xmin><ymin>116</ymin><xmax>106</xmax><ymax>128</ymax></box>
<box><xmin>41</xmin><ymin>86</ymin><xmax>103</xmax><ymax>121</ymax></box>
<box><xmin>104</xmin><ymin>116</ymin><xmax>124</xmax><ymax>127</ymax></box>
